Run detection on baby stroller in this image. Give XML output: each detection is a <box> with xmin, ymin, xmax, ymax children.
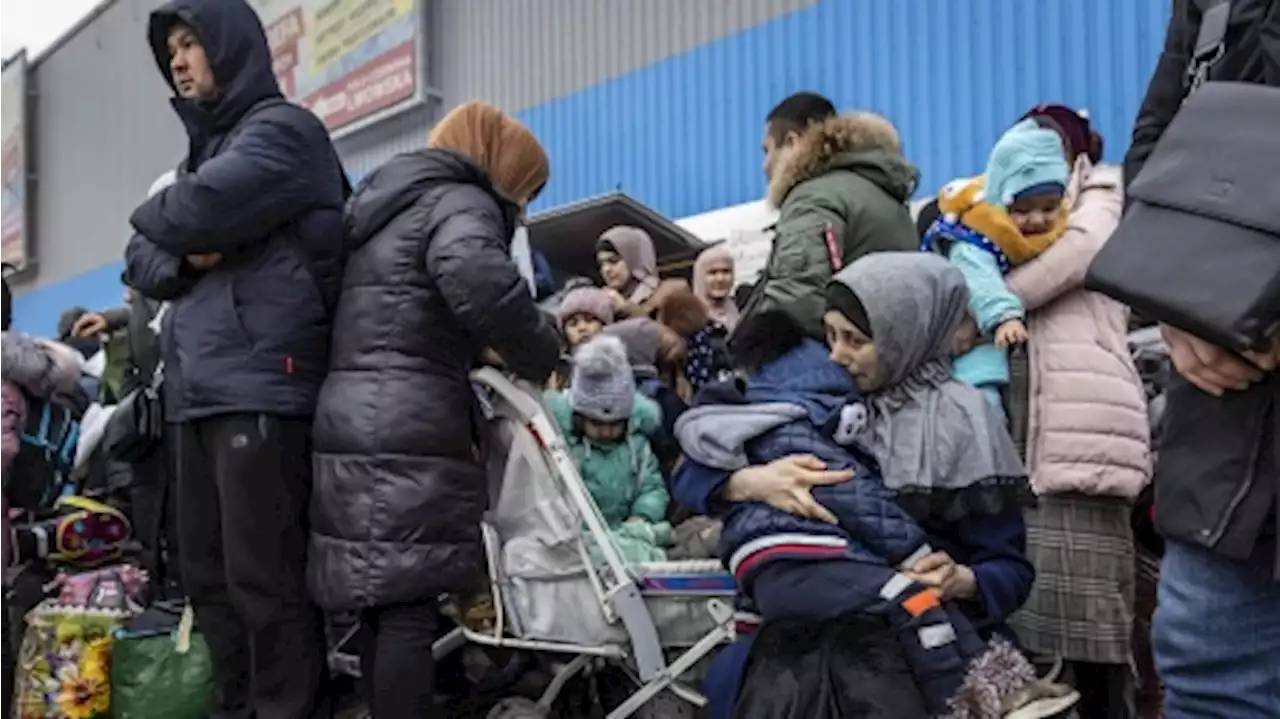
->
<box><xmin>330</xmin><ymin>368</ymin><xmax>736</xmax><ymax>718</ymax></box>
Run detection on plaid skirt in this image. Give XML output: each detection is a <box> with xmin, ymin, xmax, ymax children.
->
<box><xmin>1011</xmin><ymin>493</ymin><xmax>1136</xmax><ymax>665</ymax></box>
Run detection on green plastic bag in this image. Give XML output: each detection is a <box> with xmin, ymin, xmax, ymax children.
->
<box><xmin>109</xmin><ymin>605</ymin><xmax>213</xmax><ymax>719</ymax></box>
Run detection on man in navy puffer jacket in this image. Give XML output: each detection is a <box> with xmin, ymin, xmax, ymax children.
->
<box><xmin>123</xmin><ymin>0</ymin><xmax>344</xmax><ymax>715</ymax></box>
<box><xmin>676</xmin><ymin>339</ymin><xmax>1025</xmax><ymax>717</ymax></box>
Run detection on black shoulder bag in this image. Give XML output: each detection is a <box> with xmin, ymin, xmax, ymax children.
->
<box><xmin>103</xmin><ymin>360</ymin><xmax>165</xmax><ymax>463</ymax></box>
<box><xmin>1085</xmin><ymin>1</ymin><xmax>1280</xmax><ymax>353</ymax></box>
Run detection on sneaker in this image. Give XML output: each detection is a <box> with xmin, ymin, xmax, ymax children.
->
<box><xmin>1001</xmin><ymin>661</ymin><xmax>1080</xmax><ymax>719</ymax></box>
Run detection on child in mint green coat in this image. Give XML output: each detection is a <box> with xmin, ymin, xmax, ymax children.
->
<box><xmin>543</xmin><ymin>335</ymin><xmax>670</xmax><ymax>562</ymax></box>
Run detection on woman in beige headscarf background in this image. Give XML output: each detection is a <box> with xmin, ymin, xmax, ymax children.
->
<box><xmin>693</xmin><ymin>245</ymin><xmax>739</xmax><ymax>332</ymax></box>
<box><xmin>310</xmin><ymin>100</ymin><xmax>561</xmax><ymax>718</ymax></box>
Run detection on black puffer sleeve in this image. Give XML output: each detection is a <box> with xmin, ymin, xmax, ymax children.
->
<box><xmin>425</xmin><ymin>187</ymin><xmax>561</xmax><ymax>383</ymax></box>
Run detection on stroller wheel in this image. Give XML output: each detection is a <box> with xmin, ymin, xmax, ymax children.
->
<box><xmin>486</xmin><ymin>696</ymin><xmax>546</xmax><ymax>719</ymax></box>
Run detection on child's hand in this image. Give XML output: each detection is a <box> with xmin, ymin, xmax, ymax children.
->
<box><xmin>624</xmin><ymin>516</ymin><xmax>646</xmax><ymax>525</ymax></box>
<box><xmin>995</xmin><ymin>319</ymin><xmax>1028</xmax><ymax>350</ymax></box>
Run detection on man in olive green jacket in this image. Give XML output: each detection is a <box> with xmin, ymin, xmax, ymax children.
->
<box><xmin>735</xmin><ymin>94</ymin><xmax>921</xmax><ymax>363</ymax></box>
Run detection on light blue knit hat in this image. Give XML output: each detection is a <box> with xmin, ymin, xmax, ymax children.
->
<box><xmin>983</xmin><ymin>119</ymin><xmax>1070</xmax><ymax>209</ymax></box>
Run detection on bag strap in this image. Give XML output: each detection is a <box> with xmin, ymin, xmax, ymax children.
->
<box><xmin>145</xmin><ymin>359</ymin><xmax>165</xmax><ymax>397</ymax></box>
<box><xmin>1186</xmin><ymin>0</ymin><xmax>1232</xmax><ymax>97</ymax></box>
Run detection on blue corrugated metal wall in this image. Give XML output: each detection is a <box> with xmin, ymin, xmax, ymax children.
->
<box><xmin>519</xmin><ymin>0</ymin><xmax>1171</xmax><ymax>219</ymax></box>
<box><xmin>13</xmin><ymin>0</ymin><xmax>1172</xmax><ymax>335</ymax></box>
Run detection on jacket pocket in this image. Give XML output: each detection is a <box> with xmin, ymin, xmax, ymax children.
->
<box><xmin>175</xmin><ymin>276</ymin><xmax>255</xmax><ymax>360</ymax></box>
<box><xmin>235</xmin><ymin>242</ymin><xmax>329</xmax><ymax>359</ymax></box>
<box><xmin>1155</xmin><ymin>376</ymin><xmax>1274</xmax><ymax>554</ymax></box>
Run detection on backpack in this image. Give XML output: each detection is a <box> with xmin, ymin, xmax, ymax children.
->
<box><xmin>8</xmin><ymin>391</ymin><xmax>85</xmax><ymax>511</ymax></box>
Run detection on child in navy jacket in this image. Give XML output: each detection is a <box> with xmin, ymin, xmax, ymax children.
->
<box><xmin>675</xmin><ymin>253</ymin><xmax>1079</xmax><ymax>718</ymax></box>
<box><xmin>678</xmin><ymin>339</ymin><xmax>1028</xmax><ymax>717</ymax></box>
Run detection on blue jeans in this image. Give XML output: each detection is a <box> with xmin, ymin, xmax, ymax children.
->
<box><xmin>1153</xmin><ymin>540</ymin><xmax>1280</xmax><ymax>718</ymax></box>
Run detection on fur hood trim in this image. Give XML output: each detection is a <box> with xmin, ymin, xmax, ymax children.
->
<box><xmin>768</xmin><ymin>112</ymin><xmax>910</xmax><ymax>207</ymax></box>
<box><xmin>1</xmin><ymin>332</ymin><xmax>84</xmax><ymax>399</ymax></box>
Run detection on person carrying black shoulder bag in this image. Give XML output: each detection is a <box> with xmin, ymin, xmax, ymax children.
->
<box><xmin>1086</xmin><ymin>1</ymin><xmax>1280</xmax><ymax>716</ymax></box>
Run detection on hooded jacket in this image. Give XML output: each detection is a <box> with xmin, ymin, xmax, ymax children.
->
<box><xmin>677</xmin><ymin>341</ymin><xmax>931</xmax><ymax>591</ymax></box>
<box><xmin>543</xmin><ymin>390</ymin><xmax>668</xmax><ymax>526</ymax></box>
<box><xmin>3</xmin><ymin>332</ymin><xmax>89</xmax><ymax>530</ymax></box>
<box><xmin>309</xmin><ymin>149</ymin><xmax>561</xmax><ymax>612</ymax></box>
<box><xmin>124</xmin><ymin>0</ymin><xmax>346</xmax><ymax>421</ymax></box>
<box><xmin>738</xmin><ymin>113</ymin><xmax>921</xmax><ymax>344</ymax></box>
<box><xmin>1</xmin><ymin>333</ymin><xmax>84</xmax><ymax>474</ymax></box>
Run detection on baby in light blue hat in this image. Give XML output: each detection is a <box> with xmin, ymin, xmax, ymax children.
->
<box><xmin>921</xmin><ymin>119</ymin><xmax>1071</xmax><ymax>415</ymax></box>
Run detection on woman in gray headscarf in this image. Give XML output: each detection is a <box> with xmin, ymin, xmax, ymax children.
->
<box><xmin>674</xmin><ymin>252</ymin><xmax>1055</xmax><ymax>718</ymax></box>
<box><xmin>825</xmin><ymin>252</ymin><xmax>1032</xmax><ymax>521</ymax></box>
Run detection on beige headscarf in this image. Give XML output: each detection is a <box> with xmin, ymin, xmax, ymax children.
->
<box><xmin>428</xmin><ymin>101</ymin><xmax>550</xmax><ymax>205</ymax></box>
<box><xmin>693</xmin><ymin>246</ymin><xmax>738</xmax><ymax>331</ymax></box>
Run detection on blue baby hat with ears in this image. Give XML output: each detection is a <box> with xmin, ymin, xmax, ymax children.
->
<box><xmin>984</xmin><ymin>119</ymin><xmax>1070</xmax><ymax>209</ymax></box>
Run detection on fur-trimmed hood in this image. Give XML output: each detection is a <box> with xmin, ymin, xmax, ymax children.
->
<box><xmin>767</xmin><ymin>112</ymin><xmax>919</xmax><ymax>207</ymax></box>
<box><xmin>2</xmin><ymin>332</ymin><xmax>84</xmax><ymax>399</ymax></box>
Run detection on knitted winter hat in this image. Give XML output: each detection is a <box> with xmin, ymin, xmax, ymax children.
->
<box><xmin>557</xmin><ymin>287</ymin><xmax>615</xmax><ymax>328</ymax></box>
<box><xmin>569</xmin><ymin>335</ymin><xmax>636</xmax><ymax>422</ymax></box>
<box><xmin>602</xmin><ymin>317</ymin><xmax>663</xmax><ymax>375</ymax></box>
<box><xmin>983</xmin><ymin>119</ymin><xmax>1070</xmax><ymax>209</ymax></box>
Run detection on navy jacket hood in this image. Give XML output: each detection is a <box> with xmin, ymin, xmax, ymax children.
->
<box><xmin>149</xmin><ymin>0</ymin><xmax>282</xmax><ymax>133</ymax></box>
<box><xmin>745</xmin><ymin>339</ymin><xmax>860</xmax><ymax>430</ymax></box>
<box><xmin>345</xmin><ymin>148</ymin><xmax>519</xmax><ymax>254</ymax></box>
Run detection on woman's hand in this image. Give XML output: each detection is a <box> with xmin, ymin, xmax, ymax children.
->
<box><xmin>905</xmin><ymin>551</ymin><xmax>978</xmax><ymax>601</ymax></box>
<box><xmin>723</xmin><ymin>455</ymin><xmax>853</xmax><ymax>524</ymax></box>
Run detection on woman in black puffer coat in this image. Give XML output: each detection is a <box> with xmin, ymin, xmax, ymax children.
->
<box><xmin>309</xmin><ymin>101</ymin><xmax>561</xmax><ymax>718</ymax></box>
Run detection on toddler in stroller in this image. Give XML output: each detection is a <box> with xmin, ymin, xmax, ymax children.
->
<box><xmin>542</xmin><ymin>335</ymin><xmax>671</xmax><ymax>564</ymax></box>
<box><xmin>329</xmin><ymin>365</ymin><xmax>736</xmax><ymax>718</ymax></box>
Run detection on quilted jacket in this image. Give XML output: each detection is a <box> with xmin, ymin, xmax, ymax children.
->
<box><xmin>675</xmin><ymin>340</ymin><xmax>930</xmax><ymax>596</ymax></box>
